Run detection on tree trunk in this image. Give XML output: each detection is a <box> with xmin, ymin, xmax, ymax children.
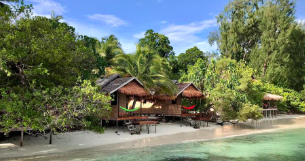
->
<box><xmin>262</xmin><ymin>60</ymin><xmax>268</xmax><ymax>77</ymax></box>
<box><xmin>132</xmin><ymin>98</ymin><xmax>137</xmax><ymax>109</ymax></box>
<box><xmin>20</xmin><ymin>129</ymin><xmax>23</xmax><ymax>147</ymax></box>
<box><xmin>49</xmin><ymin>129</ymin><xmax>52</xmax><ymax>144</ymax></box>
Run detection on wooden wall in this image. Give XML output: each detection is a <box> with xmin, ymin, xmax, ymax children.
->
<box><xmin>105</xmin><ymin>92</ymin><xmax>128</xmax><ymax>120</ymax></box>
<box><xmin>104</xmin><ymin>93</ymin><xmax>183</xmax><ymax>120</ymax></box>
<box><xmin>133</xmin><ymin>94</ymin><xmax>182</xmax><ymax>116</ymax></box>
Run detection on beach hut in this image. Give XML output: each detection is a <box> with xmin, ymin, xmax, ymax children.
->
<box><xmin>262</xmin><ymin>93</ymin><xmax>283</xmax><ymax>117</ymax></box>
<box><xmin>97</xmin><ymin>74</ymin><xmax>149</xmax><ymax>133</ymax></box>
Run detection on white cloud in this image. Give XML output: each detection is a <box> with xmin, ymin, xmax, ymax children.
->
<box><xmin>66</xmin><ymin>20</ymin><xmax>111</xmax><ymax>39</ymax></box>
<box><xmin>296</xmin><ymin>19</ymin><xmax>304</xmax><ymax>24</ymax></box>
<box><xmin>133</xmin><ymin>31</ymin><xmax>145</xmax><ymax>39</ymax></box>
<box><xmin>120</xmin><ymin>39</ymin><xmax>137</xmax><ymax>54</ymax></box>
<box><xmin>160</xmin><ymin>19</ymin><xmax>217</xmax><ymax>44</ymax></box>
<box><xmin>160</xmin><ymin>20</ymin><xmax>167</xmax><ymax>24</ymax></box>
<box><xmin>87</xmin><ymin>14</ymin><xmax>128</xmax><ymax>27</ymax></box>
<box><xmin>194</xmin><ymin>41</ymin><xmax>217</xmax><ymax>52</ymax></box>
<box><xmin>173</xmin><ymin>40</ymin><xmax>217</xmax><ymax>54</ymax></box>
<box><xmin>28</xmin><ymin>0</ymin><xmax>67</xmax><ymax>17</ymax></box>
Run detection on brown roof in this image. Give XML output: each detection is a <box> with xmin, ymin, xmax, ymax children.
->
<box><xmin>98</xmin><ymin>75</ymin><xmax>148</xmax><ymax>97</ymax></box>
<box><xmin>176</xmin><ymin>83</ymin><xmax>203</xmax><ymax>98</ymax></box>
<box><xmin>119</xmin><ymin>80</ymin><xmax>148</xmax><ymax>97</ymax></box>
<box><xmin>263</xmin><ymin>93</ymin><xmax>283</xmax><ymax>101</ymax></box>
<box><xmin>153</xmin><ymin>83</ymin><xmax>203</xmax><ymax>100</ymax></box>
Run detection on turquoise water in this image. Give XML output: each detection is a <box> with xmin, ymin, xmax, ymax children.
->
<box><xmin>91</xmin><ymin>128</ymin><xmax>305</xmax><ymax>161</ymax></box>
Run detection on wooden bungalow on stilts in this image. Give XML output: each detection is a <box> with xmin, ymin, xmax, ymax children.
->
<box><xmin>97</xmin><ymin>74</ymin><xmax>149</xmax><ymax>133</ymax></box>
<box><xmin>97</xmin><ymin>75</ymin><xmax>205</xmax><ymax>133</ymax></box>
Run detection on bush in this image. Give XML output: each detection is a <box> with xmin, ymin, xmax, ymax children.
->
<box><xmin>238</xmin><ymin>103</ymin><xmax>263</xmax><ymax>121</ymax></box>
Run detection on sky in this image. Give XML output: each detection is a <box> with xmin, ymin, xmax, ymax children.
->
<box><xmin>24</xmin><ymin>0</ymin><xmax>305</xmax><ymax>55</ymax></box>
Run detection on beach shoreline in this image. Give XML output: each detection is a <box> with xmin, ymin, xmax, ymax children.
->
<box><xmin>1</xmin><ymin>115</ymin><xmax>305</xmax><ymax>160</ymax></box>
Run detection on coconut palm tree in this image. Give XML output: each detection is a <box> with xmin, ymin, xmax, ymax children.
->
<box><xmin>97</xmin><ymin>35</ymin><xmax>123</xmax><ymax>66</ymax></box>
<box><xmin>111</xmin><ymin>45</ymin><xmax>177</xmax><ymax>96</ymax></box>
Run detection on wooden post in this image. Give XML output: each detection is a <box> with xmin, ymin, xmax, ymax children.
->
<box><xmin>115</xmin><ymin>120</ymin><xmax>118</xmax><ymax>133</ymax></box>
<box><xmin>180</xmin><ymin>115</ymin><xmax>182</xmax><ymax>127</ymax></box>
<box><xmin>20</xmin><ymin>129</ymin><xmax>23</xmax><ymax>147</ymax></box>
<box><xmin>49</xmin><ymin>129</ymin><xmax>52</xmax><ymax>144</ymax></box>
<box><xmin>116</xmin><ymin>91</ymin><xmax>119</xmax><ymax>133</ymax></box>
<box><xmin>155</xmin><ymin>124</ymin><xmax>157</xmax><ymax>133</ymax></box>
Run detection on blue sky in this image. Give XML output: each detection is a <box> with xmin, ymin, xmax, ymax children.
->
<box><xmin>25</xmin><ymin>0</ymin><xmax>305</xmax><ymax>55</ymax></box>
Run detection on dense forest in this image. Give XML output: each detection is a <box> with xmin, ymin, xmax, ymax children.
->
<box><xmin>1</xmin><ymin>0</ymin><xmax>305</xmax><ymax>135</ymax></box>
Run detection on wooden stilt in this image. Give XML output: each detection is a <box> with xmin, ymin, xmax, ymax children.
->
<box><xmin>20</xmin><ymin>129</ymin><xmax>23</xmax><ymax>147</ymax></box>
<box><xmin>155</xmin><ymin>124</ymin><xmax>157</xmax><ymax>133</ymax></box>
<box><xmin>115</xmin><ymin>120</ymin><xmax>118</xmax><ymax>133</ymax></box>
<box><xmin>180</xmin><ymin>115</ymin><xmax>182</xmax><ymax>127</ymax></box>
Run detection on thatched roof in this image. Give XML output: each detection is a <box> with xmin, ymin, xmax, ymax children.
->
<box><xmin>153</xmin><ymin>83</ymin><xmax>204</xmax><ymax>100</ymax></box>
<box><xmin>181</xmin><ymin>84</ymin><xmax>204</xmax><ymax>98</ymax></box>
<box><xmin>177</xmin><ymin>83</ymin><xmax>203</xmax><ymax>98</ymax></box>
<box><xmin>263</xmin><ymin>93</ymin><xmax>283</xmax><ymax>101</ymax></box>
<box><xmin>119</xmin><ymin>80</ymin><xmax>148</xmax><ymax>97</ymax></box>
<box><xmin>98</xmin><ymin>75</ymin><xmax>148</xmax><ymax>97</ymax></box>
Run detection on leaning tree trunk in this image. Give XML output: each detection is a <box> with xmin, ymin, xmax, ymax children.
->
<box><xmin>131</xmin><ymin>97</ymin><xmax>137</xmax><ymax>109</ymax></box>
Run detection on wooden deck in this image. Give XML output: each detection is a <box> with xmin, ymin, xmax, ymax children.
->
<box><xmin>116</xmin><ymin>116</ymin><xmax>148</xmax><ymax>121</ymax></box>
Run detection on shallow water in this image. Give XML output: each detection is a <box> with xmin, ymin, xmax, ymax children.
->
<box><xmin>49</xmin><ymin>128</ymin><xmax>305</xmax><ymax>161</ymax></box>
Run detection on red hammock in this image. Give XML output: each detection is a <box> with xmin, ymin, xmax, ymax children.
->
<box><xmin>182</xmin><ymin>105</ymin><xmax>196</xmax><ymax>110</ymax></box>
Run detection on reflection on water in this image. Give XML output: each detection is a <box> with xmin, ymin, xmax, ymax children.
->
<box><xmin>97</xmin><ymin>128</ymin><xmax>305</xmax><ymax>161</ymax></box>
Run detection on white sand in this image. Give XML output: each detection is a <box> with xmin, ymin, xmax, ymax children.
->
<box><xmin>0</xmin><ymin>115</ymin><xmax>304</xmax><ymax>160</ymax></box>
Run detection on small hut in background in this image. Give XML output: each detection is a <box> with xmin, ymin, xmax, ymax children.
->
<box><xmin>262</xmin><ymin>93</ymin><xmax>283</xmax><ymax>118</ymax></box>
<box><xmin>263</xmin><ymin>93</ymin><xmax>283</xmax><ymax>109</ymax></box>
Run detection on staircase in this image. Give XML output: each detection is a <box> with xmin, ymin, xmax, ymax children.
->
<box><xmin>186</xmin><ymin>117</ymin><xmax>200</xmax><ymax>129</ymax></box>
<box><xmin>124</xmin><ymin>120</ymin><xmax>139</xmax><ymax>135</ymax></box>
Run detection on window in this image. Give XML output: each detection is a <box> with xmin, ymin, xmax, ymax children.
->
<box><xmin>172</xmin><ymin>99</ymin><xmax>177</xmax><ymax>104</ymax></box>
<box><xmin>111</xmin><ymin>92</ymin><xmax>118</xmax><ymax>105</ymax></box>
<box><xmin>143</xmin><ymin>99</ymin><xmax>147</xmax><ymax>104</ymax></box>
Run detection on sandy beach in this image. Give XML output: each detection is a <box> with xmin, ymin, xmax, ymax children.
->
<box><xmin>1</xmin><ymin>115</ymin><xmax>305</xmax><ymax>160</ymax></box>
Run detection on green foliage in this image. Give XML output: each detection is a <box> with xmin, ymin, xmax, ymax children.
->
<box><xmin>207</xmin><ymin>58</ymin><xmax>264</xmax><ymax>121</ymax></box>
<box><xmin>111</xmin><ymin>45</ymin><xmax>177</xmax><ymax>96</ymax></box>
<box><xmin>167</xmin><ymin>55</ymin><xmax>180</xmax><ymax>80</ymax></box>
<box><xmin>0</xmin><ymin>80</ymin><xmax>112</xmax><ymax>134</ymax></box>
<box><xmin>178</xmin><ymin>46</ymin><xmax>208</xmax><ymax>73</ymax></box>
<box><xmin>238</xmin><ymin>103</ymin><xmax>263</xmax><ymax>121</ymax></box>
<box><xmin>0</xmin><ymin>3</ymin><xmax>111</xmax><ymax>135</ymax></box>
<box><xmin>97</xmin><ymin>34</ymin><xmax>123</xmax><ymax>66</ymax></box>
<box><xmin>138</xmin><ymin>29</ymin><xmax>174</xmax><ymax>58</ymax></box>
<box><xmin>0</xmin><ymin>15</ymin><xmax>98</xmax><ymax>88</ymax></box>
<box><xmin>210</xmin><ymin>0</ymin><xmax>305</xmax><ymax>91</ymax></box>
<box><xmin>180</xmin><ymin>59</ymin><xmax>208</xmax><ymax>91</ymax></box>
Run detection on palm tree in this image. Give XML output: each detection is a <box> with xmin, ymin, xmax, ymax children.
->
<box><xmin>50</xmin><ymin>10</ymin><xmax>63</xmax><ymax>22</ymax></box>
<box><xmin>97</xmin><ymin>35</ymin><xmax>123</xmax><ymax>66</ymax></box>
<box><xmin>111</xmin><ymin>45</ymin><xmax>177</xmax><ymax>97</ymax></box>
